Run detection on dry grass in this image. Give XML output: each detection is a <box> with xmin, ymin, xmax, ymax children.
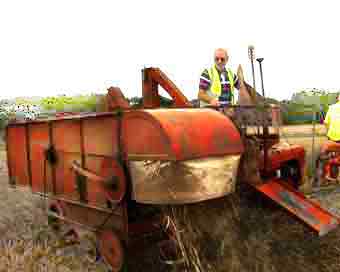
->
<box><xmin>0</xmin><ymin>149</ymin><xmax>108</xmax><ymax>271</ymax></box>
<box><xmin>161</xmin><ymin>183</ymin><xmax>340</xmax><ymax>272</ymax></box>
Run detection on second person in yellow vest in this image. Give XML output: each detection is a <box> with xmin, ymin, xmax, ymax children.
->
<box><xmin>324</xmin><ymin>94</ymin><xmax>340</xmax><ymax>142</ymax></box>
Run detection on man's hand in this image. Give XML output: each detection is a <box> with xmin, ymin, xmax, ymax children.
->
<box><xmin>210</xmin><ymin>99</ymin><xmax>220</xmax><ymax>107</ymax></box>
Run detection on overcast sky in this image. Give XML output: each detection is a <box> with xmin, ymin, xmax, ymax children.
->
<box><xmin>1</xmin><ymin>0</ymin><xmax>340</xmax><ymax>101</ymax></box>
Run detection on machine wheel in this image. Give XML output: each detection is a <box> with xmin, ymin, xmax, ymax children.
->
<box><xmin>101</xmin><ymin>160</ymin><xmax>126</xmax><ymax>203</ymax></box>
<box><xmin>97</xmin><ymin>229</ymin><xmax>125</xmax><ymax>272</ymax></box>
<box><xmin>47</xmin><ymin>201</ymin><xmax>66</xmax><ymax>231</ymax></box>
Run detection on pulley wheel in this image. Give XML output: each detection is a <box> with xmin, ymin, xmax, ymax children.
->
<box><xmin>101</xmin><ymin>159</ymin><xmax>126</xmax><ymax>203</ymax></box>
<box><xmin>97</xmin><ymin>229</ymin><xmax>124</xmax><ymax>271</ymax></box>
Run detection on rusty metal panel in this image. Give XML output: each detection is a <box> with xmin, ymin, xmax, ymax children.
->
<box><xmin>52</xmin><ymin>120</ymin><xmax>81</xmax><ymax>199</ymax></box>
<box><xmin>53</xmin><ymin>119</ymin><xmax>81</xmax><ymax>153</ymax></box>
<box><xmin>83</xmin><ymin>116</ymin><xmax>118</xmax><ymax>156</ymax></box>
<box><xmin>122</xmin><ymin>109</ymin><xmax>244</xmax><ymax>161</ymax></box>
<box><xmin>54</xmin><ymin>152</ymin><xmax>81</xmax><ymax>200</ymax></box>
<box><xmin>7</xmin><ymin>125</ymin><xmax>30</xmax><ymax>187</ymax></box>
<box><xmin>84</xmin><ymin>156</ymin><xmax>106</xmax><ymax>207</ymax></box>
<box><xmin>28</xmin><ymin>123</ymin><xmax>54</xmax><ymax>193</ymax></box>
<box><xmin>255</xmin><ymin>179</ymin><xmax>339</xmax><ymax>236</ymax></box>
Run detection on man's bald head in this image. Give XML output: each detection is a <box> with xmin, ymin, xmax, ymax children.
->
<box><xmin>214</xmin><ymin>48</ymin><xmax>228</xmax><ymax>58</ymax></box>
<box><xmin>214</xmin><ymin>48</ymin><xmax>229</xmax><ymax>72</ymax></box>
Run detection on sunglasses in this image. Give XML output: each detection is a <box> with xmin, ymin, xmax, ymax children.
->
<box><xmin>215</xmin><ymin>57</ymin><xmax>226</xmax><ymax>62</ymax></box>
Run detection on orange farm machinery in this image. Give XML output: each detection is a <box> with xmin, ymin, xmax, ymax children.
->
<box><xmin>6</xmin><ymin>67</ymin><xmax>340</xmax><ymax>271</ymax></box>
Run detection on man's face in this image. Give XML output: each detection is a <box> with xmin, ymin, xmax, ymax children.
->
<box><xmin>214</xmin><ymin>50</ymin><xmax>228</xmax><ymax>72</ymax></box>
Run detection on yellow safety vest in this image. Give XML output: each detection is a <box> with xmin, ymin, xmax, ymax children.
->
<box><xmin>324</xmin><ymin>102</ymin><xmax>340</xmax><ymax>141</ymax></box>
<box><xmin>207</xmin><ymin>65</ymin><xmax>235</xmax><ymax>104</ymax></box>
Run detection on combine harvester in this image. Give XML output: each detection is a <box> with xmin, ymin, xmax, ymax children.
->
<box><xmin>5</xmin><ymin>65</ymin><xmax>340</xmax><ymax>270</ymax></box>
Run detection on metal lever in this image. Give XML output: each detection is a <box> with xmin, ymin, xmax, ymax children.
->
<box><xmin>71</xmin><ymin>161</ymin><xmax>106</xmax><ymax>183</ymax></box>
<box><xmin>71</xmin><ymin>161</ymin><xmax>125</xmax><ymax>204</ymax></box>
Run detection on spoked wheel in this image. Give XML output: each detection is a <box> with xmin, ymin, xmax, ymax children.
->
<box><xmin>97</xmin><ymin>229</ymin><xmax>125</xmax><ymax>272</ymax></box>
<box><xmin>47</xmin><ymin>201</ymin><xmax>80</xmax><ymax>244</ymax></box>
<box><xmin>47</xmin><ymin>201</ymin><xmax>66</xmax><ymax>231</ymax></box>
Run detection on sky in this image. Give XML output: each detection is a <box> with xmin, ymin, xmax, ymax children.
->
<box><xmin>1</xmin><ymin>0</ymin><xmax>340</xmax><ymax>101</ymax></box>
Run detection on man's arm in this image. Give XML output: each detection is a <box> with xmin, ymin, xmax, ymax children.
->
<box><xmin>198</xmin><ymin>69</ymin><xmax>219</xmax><ymax>106</ymax></box>
<box><xmin>198</xmin><ymin>89</ymin><xmax>219</xmax><ymax>106</ymax></box>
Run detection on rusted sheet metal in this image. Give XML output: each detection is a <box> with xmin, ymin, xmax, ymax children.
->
<box><xmin>83</xmin><ymin>117</ymin><xmax>118</xmax><ymax>156</ymax></box>
<box><xmin>82</xmin><ymin>116</ymin><xmax>122</xmax><ymax>207</ymax></box>
<box><xmin>232</xmin><ymin>104</ymin><xmax>282</xmax><ymax>127</ymax></box>
<box><xmin>82</xmin><ymin>156</ymin><xmax>107</xmax><ymax>207</ymax></box>
<box><xmin>122</xmin><ymin>108</ymin><xmax>244</xmax><ymax>161</ymax></box>
<box><xmin>53</xmin><ymin>120</ymin><xmax>81</xmax><ymax>154</ymax></box>
<box><xmin>6</xmin><ymin>125</ymin><xmax>30</xmax><ymax>187</ymax></box>
<box><xmin>53</xmin><ymin>120</ymin><xmax>81</xmax><ymax>199</ymax></box>
<box><xmin>28</xmin><ymin>123</ymin><xmax>54</xmax><ymax>193</ymax></box>
<box><xmin>54</xmin><ymin>152</ymin><xmax>81</xmax><ymax>199</ymax></box>
<box><xmin>255</xmin><ymin>179</ymin><xmax>339</xmax><ymax>236</ymax></box>
<box><xmin>7</xmin><ymin>114</ymin><xmax>122</xmax><ymax>206</ymax></box>
<box><xmin>259</xmin><ymin>144</ymin><xmax>305</xmax><ymax>173</ymax></box>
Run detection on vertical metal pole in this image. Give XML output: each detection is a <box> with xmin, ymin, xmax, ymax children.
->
<box><xmin>248</xmin><ymin>45</ymin><xmax>256</xmax><ymax>91</ymax></box>
<box><xmin>256</xmin><ymin>58</ymin><xmax>265</xmax><ymax>97</ymax></box>
<box><xmin>311</xmin><ymin>106</ymin><xmax>316</xmax><ymax>181</ymax></box>
<box><xmin>256</xmin><ymin>57</ymin><xmax>268</xmax><ymax>173</ymax></box>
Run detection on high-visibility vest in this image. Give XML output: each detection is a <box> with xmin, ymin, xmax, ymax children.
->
<box><xmin>325</xmin><ymin>102</ymin><xmax>340</xmax><ymax>141</ymax></box>
<box><xmin>200</xmin><ymin>66</ymin><xmax>235</xmax><ymax>107</ymax></box>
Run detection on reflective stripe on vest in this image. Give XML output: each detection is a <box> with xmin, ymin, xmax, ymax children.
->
<box><xmin>207</xmin><ymin>66</ymin><xmax>235</xmax><ymax>103</ymax></box>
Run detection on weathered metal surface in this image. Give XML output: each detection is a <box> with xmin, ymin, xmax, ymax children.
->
<box><xmin>122</xmin><ymin>109</ymin><xmax>244</xmax><ymax>161</ymax></box>
<box><xmin>6</xmin><ymin>125</ymin><xmax>30</xmax><ymax>187</ymax></box>
<box><xmin>255</xmin><ymin>178</ymin><xmax>339</xmax><ymax>236</ymax></box>
<box><xmin>97</xmin><ymin>229</ymin><xmax>125</xmax><ymax>272</ymax></box>
<box><xmin>28</xmin><ymin>123</ymin><xmax>54</xmax><ymax>193</ymax></box>
<box><xmin>54</xmin><ymin>198</ymin><xmax>126</xmax><ymax>232</ymax></box>
<box><xmin>7</xmin><ymin>114</ymin><xmax>123</xmax><ymax>204</ymax></box>
<box><xmin>106</xmin><ymin>87</ymin><xmax>131</xmax><ymax>110</ymax></box>
<box><xmin>83</xmin><ymin>117</ymin><xmax>118</xmax><ymax>156</ymax></box>
<box><xmin>71</xmin><ymin>158</ymin><xmax>126</xmax><ymax>205</ymax></box>
<box><xmin>129</xmin><ymin>155</ymin><xmax>241</xmax><ymax>204</ymax></box>
<box><xmin>53</xmin><ymin>120</ymin><xmax>81</xmax><ymax>199</ymax></box>
<box><xmin>232</xmin><ymin>104</ymin><xmax>282</xmax><ymax>128</ymax></box>
<box><xmin>260</xmin><ymin>144</ymin><xmax>305</xmax><ymax>173</ymax></box>
<box><xmin>82</xmin><ymin>116</ymin><xmax>123</xmax><ymax>207</ymax></box>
